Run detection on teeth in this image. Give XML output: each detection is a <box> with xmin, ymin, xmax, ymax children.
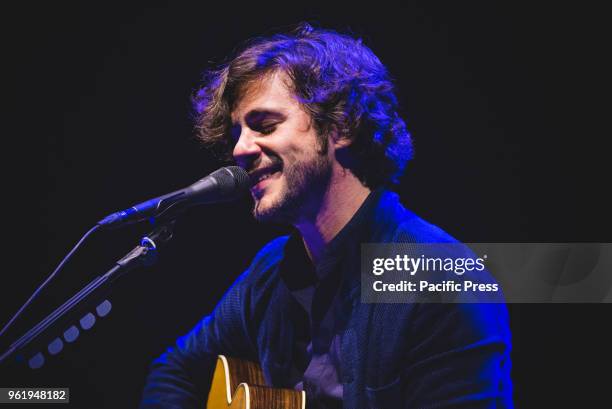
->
<box><xmin>253</xmin><ymin>168</ymin><xmax>281</xmax><ymax>185</ymax></box>
<box><xmin>257</xmin><ymin>173</ymin><xmax>272</xmax><ymax>183</ymax></box>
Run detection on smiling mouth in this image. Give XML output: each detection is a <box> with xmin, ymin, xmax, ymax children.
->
<box><xmin>254</xmin><ymin>172</ymin><xmax>276</xmax><ymax>184</ymax></box>
<box><xmin>249</xmin><ymin>164</ymin><xmax>283</xmax><ymax>190</ymax></box>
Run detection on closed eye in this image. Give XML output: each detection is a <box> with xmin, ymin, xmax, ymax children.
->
<box><xmin>256</xmin><ymin>124</ymin><xmax>277</xmax><ymax>135</ymax></box>
<box><xmin>246</xmin><ymin>110</ymin><xmax>285</xmax><ymax>135</ymax></box>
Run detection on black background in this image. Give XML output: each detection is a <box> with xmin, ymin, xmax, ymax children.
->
<box><xmin>1</xmin><ymin>2</ymin><xmax>610</xmax><ymax>408</ymax></box>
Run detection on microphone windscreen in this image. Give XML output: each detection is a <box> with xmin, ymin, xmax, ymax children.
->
<box><xmin>212</xmin><ymin>166</ymin><xmax>250</xmax><ymax>199</ymax></box>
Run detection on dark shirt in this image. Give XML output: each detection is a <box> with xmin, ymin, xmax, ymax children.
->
<box><xmin>280</xmin><ymin>237</ymin><xmax>344</xmax><ymax>407</ymax></box>
<box><xmin>281</xmin><ymin>188</ymin><xmax>387</xmax><ymax>408</ymax></box>
<box><xmin>140</xmin><ymin>189</ymin><xmax>513</xmax><ymax>409</ymax></box>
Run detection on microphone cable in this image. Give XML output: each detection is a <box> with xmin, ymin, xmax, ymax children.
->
<box><xmin>0</xmin><ymin>224</ymin><xmax>100</xmax><ymax>341</ymax></box>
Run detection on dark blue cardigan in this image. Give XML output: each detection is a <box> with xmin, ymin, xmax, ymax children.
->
<box><xmin>140</xmin><ymin>190</ymin><xmax>513</xmax><ymax>408</ymax></box>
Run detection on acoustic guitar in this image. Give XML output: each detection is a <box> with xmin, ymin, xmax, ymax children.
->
<box><xmin>206</xmin><ymin>355</ymin><xmax>306</xmax><ymax>409</ymax></box>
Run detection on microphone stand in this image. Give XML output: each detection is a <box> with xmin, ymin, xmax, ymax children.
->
<box><xmin>0</xmin><ymin>221</ymin><xmax>175</xmax><ymax>369</ymax></box>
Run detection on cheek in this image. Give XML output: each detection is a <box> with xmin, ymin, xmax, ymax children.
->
<box><xmin>272</xmin><ymin>140</ymin><xmax>301</xmax><ymax>164</ymax></box>
<box><xmin>290</xmin><ymin>131</ymin><xmax>322</xmax><ymax>158</ymax></box>
<box><xmin>272</xmin><ymin>120</ymin><xmax>321</xmax><ymax>163</ymax></box>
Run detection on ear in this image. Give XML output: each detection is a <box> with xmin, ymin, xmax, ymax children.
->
<box><xmin>329</xmin><ymin>126</ymin><xmax>352</xmax><ymax>149</ymax></box>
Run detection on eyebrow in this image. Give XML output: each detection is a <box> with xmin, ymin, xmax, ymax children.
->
<box><xmin>234</xmin><ymin>109</ymin><xmax>287</xmax><ymax>128</ymax></box>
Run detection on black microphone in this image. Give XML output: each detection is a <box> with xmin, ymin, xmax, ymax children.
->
<box><xmin>98</xmin><ymin>166</ymin><xmax>250</xmax><ymax>229</ymax></box>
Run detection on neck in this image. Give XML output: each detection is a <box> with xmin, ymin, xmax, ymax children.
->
<box><xmin>295</xmin><ymin>169</ymin><xmax>370</xmax><ymax>264</ymax></box>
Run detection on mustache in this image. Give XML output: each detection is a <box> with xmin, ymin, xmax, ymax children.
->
<box><xmin>246</xmin><ymin>154</ymin><xmax>283</xmax><ymax>173</ymax></box>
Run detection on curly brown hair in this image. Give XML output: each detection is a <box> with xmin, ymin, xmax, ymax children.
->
<box><xmin>193</xmin><ymin>23</ymin><xmax>412</xmax><ymax>188</ymax></box>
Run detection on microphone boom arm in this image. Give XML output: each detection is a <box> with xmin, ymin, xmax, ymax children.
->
<box><xmin>0</xmin><ymin>221</ymin><xmax>175</xmax><ymax>368</ymax></box>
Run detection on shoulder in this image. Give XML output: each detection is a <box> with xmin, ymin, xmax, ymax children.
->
<box><xmin>235</xmin><ymin>235</ymin><xmax>291</xmax><ymax>294</ymax></box>
<box><xmin>212</xmin><ymin>236</ymin><xmax>290</xmax><ymax>330</ymax></box>
<box><xmin>247</xmin><ymin>235</ymin><xmax>291</xmax><ymax>272</ymax></box>
<box><xmin>394</xmin><ymin>211</ymin><xmax>459</xmax><ymax>244</ymax></box>
<box><xmin>374</xmin><ymin>190</ymin><xmax>459</xmax><ymax>243</ymax></box>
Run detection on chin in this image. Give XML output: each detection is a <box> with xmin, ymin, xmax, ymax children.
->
<box><xmin>252</xmin><ymin>187</ymin><xmax>296</xmax><ymax>223</ymax></box>
<box><xmin>253</xmin><ymin>197</ymin><xmax>273</xmax><ymax>218</ymax></box>
<box><xmin>252</xmin><ymin>191</ymin><xmax>279</xmax><ymax>221</ymax></box>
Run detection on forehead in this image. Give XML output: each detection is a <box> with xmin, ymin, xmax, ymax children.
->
<box><xmin>230</xmin><ymin>72</ymin><xmax>298</xmax><ymax>122</ymax></box>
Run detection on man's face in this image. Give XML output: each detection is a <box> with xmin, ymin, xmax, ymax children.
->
<box><xmin>231</xmin><ymin>72</ymin><xmax>333</xmax><ymax>223</ymax></box>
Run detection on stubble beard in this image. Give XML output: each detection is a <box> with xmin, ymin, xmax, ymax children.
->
<box><xmin>252</xmin><ymin>152</ymin><xmax>332</xmax><ymax>224</ymax></box>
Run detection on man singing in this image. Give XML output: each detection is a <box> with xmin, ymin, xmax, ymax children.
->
<box><xmin>140</xmin><ymin>23</ymin><xmax>512</xmax><ymax>408</ymax></box>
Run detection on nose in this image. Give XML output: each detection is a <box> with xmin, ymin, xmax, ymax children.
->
<box><xmin>233</xmin><ymin>129</ymin><xmax>262</xmax><ymax>169</ymax></box>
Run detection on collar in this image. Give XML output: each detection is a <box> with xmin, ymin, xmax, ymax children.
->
<box><xmin>279</xmin><ymin>187</ymin><xmax>391</xmax><ymax>289</ymax></box>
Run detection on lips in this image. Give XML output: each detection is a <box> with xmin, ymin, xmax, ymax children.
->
<box><xmin>248</xmin><ymin>164</ymin><xmax>282</xmax><ymax>194</ymax></box>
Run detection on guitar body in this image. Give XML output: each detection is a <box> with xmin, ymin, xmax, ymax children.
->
<box><xmin>206</xmin><ymin>355</ymin><xmax>306</xmax><ymax>409</ymax></box>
